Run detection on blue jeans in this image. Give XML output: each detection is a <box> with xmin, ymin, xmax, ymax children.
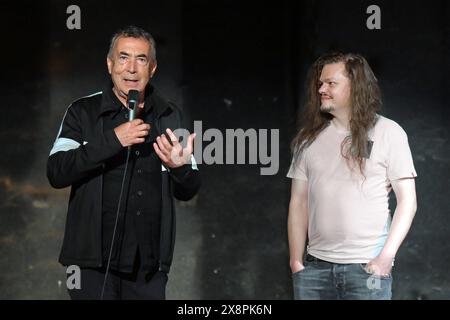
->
<box><xmin>292</xmin><ymin>254</ymin><xmax>392</xmax><ymax>300</ymax></box>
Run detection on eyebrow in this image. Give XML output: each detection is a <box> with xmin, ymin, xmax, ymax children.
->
<box><xmin>319</xmin><ymin>78</ymin><xmax>338</xmax><ymax>82</ymax></box>
<box><xmin>119</xmin><ymin>51</ymin><xmax>148</xmax><ymax>58</ymax></box>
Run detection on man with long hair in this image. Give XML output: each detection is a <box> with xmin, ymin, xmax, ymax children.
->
<box><xmin>287</xmin><ymin>52</ymin><xmax>417</xmax><ymax>300</ymax></box>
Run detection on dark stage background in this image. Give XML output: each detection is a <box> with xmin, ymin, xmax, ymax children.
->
<box><xmin>0</xmin><ymin>0</ymin><xmax>448</xmax><ymax>299</ymax></box>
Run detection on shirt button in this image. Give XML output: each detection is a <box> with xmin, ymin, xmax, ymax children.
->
<box><xmin>124</xmin><ymin>113</ymin><xmax>129</xmax><ymax>119</ymax></box>
<box><xmin>137</xmin><ymin>169</ymin><xmax>143</xmax><ymax>174</ymax></box>
<box><xmin>136</xmin><ymin>210</ymin><xmax>141</xmax><ymax>216</ymax></box>
<box><xmin>137</xmin><ymin>190</ymin><xmax>143</xmax><ymax>196</ymax></box>
<box><xmin>135</xmin><ymin>150</ymin><xmax>140</xmax><ymax>156</ymax></box>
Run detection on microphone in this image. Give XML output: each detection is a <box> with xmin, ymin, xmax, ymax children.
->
<box><xmin>127</xmin><ymin>90</ymin><xmax>139</xmax><ymax>121</ymax></box>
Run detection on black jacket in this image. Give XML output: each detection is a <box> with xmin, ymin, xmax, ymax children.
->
<box><xmin>47</xmin><ymin>86</ymin><xmax>200</xmax><ymax>273</ymax></box>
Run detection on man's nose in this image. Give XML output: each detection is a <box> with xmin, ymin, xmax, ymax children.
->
<box><xmin>127</xmin><ymin>59</ymin><xmax>138</xmax><ymax>73</ymax></box>
<box><xmin>318</xmin><ymin>83</ymin><xmax>327</xmax><ymax>94</ymax></box>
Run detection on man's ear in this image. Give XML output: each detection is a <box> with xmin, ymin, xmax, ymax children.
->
<box><xmin>150</xmin><ymin>63</ymin><xmax>157</xmax><ymax>78</ymax></box>
<box><xmin>107</xmin><ymin>57</ymin><xmax>113</xmax><ymax>74</ymax></box>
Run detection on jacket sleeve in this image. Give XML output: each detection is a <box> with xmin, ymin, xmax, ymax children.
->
<box><xmin>169</xmin><ymin>156</ymin><xmax>201</xmax><ymax>201</ymax></box>
<box><xmin>47</xmin><ymin>103</ymin><xmax>123</xmax><ymax>189</ymax></box>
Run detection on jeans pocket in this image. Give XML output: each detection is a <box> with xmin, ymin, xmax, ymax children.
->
<box><xmin>358</xmin><ymin>263</ymin><xmax>392</xmax><ymax>279</ymax></box>
<box><xmin>292</xmin><ymin>265</ymin><xmax>307</xmax><ymax>277</ymax></box>
<box><xmin>358</xmin><ymin>263</ymin><xmax>369</xmax><ymax>273</ymax></box>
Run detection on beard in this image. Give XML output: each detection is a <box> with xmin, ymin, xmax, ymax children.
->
<box><xmin>320</xmin><ymin>104</ymin><xmax>335</xmax><ymax>113</ymax></box>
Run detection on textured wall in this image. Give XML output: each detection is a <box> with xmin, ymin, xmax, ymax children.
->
<box><xmin>0</xmin><ymin>0</ymin><xmax>448</xmax><ymax>299</ymax></box>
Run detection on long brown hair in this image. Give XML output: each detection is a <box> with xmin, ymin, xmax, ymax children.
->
<box><xmin>291</xmin><ymin>52</ymin><xmax>382</xmax><ymax>176</ymax></box>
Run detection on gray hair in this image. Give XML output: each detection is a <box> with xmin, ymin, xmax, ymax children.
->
<box><xmin>107</xmin><ymin>25</ymin><xmax>157</xmax><ymax>63</ymax></box>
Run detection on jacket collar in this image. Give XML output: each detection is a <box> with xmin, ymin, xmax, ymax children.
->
<box><xmin>96</xmin><ymin>81</ymin><xmax>174</xmax><ymax>119</ymax></box>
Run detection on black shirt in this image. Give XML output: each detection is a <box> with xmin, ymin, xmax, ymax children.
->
<box><xmin>101</xmin><ymin>87</ymin><xmax>162</xmax><ymax>273</ymax></box>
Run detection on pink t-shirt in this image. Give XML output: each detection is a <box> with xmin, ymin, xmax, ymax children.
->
<box><xmin>287</xmin><ymin>115</ymin><xmax>417</xmax><ymax>263</ymax></box>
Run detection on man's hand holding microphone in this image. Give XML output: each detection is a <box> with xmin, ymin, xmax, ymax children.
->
<box><xmin>114</xmin><ymin>89</ymin><xmax>195</xmax><ymax>169</ymax></box>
